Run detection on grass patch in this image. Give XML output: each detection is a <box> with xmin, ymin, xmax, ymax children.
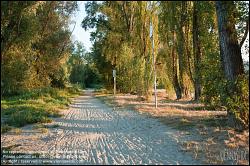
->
<box><xmin>1</xmin><ymin>124</ymin><xmax>12</xmax><ymax>133</ymax></box>
<box><xmin>1</xmin><ymin>85</ymin><xmax>82</xmax><ymax>129</ymax></box>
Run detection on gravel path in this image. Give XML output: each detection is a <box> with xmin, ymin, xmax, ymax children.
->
<box><xmin>1</xmin><ymin>89</ymin><xmax>201</xmax><ymax>165</ymax></box>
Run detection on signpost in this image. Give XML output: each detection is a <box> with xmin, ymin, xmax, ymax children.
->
<box><xmin>150</xmin><ymin>1</ymin><xmax>157</xmax><ymax>109</ymax></box>
<box><xmin>113</xmin><ymin>69</ymin><xmax>116</xmax><ymax>96</ymax></box>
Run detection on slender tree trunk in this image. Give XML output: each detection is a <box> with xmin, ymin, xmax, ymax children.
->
<box><xmin>186</xmin><ymin>21</ymin><xmax>195</xmax><ymax>87</ymax></box>
<box><xmin>172</xmin><ymin>30</ymin><xmax>182</xmax><ymax>100</ymax></box>
<box><xmin>142</xmin><ymin>10</ymin><xmax>151</xmax><ymax>100</ymax></box>
<box><xmin>193</xmin><ymin>1</ymin><xmax>202</xmax><ymax>101</ymax></box>
<box><xmin>215</xmin><ymin>1</ymin><xmax>244</xmax><ymax>81</ymax></box>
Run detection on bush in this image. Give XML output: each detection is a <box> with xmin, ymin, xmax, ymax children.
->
<box><xmin>225</xmin><ymin>75</ymin><xmax>249</xmax><ymax>130</ymax></box>
<box><xmin>50</xmin><ymin>66</ymin><xmax>68</xmax><ymax>88</ymax></box>
<box><xmin>69</xmin><ymin>64</ymin><xmax>86</xmax><ymax>87</ymax></box>
<box><xmin>66</xmin><ymin>84</ymin><xmax>82</xmax><ymax>94</ymax></box>
<box><xmin>202</xmin><ymin>73</ymin><xmax>249</xmax><ymax>130</ymax></box>
<box><xmin>201</xmin><ymin>49</ymin><xmax>248</xmax><ymax>129</ymax></box>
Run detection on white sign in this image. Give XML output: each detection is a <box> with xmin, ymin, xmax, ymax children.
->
<box><xmin>113</xmin><ymin>70</ymin><xmax>116</xmax><ymax>77</ymax></box>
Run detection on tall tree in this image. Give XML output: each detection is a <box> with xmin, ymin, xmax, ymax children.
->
<box><xmin>193</xmin><ymin>1</ymin><xmax>202</xmax><ymax>100</ymax></box>
<box><xmin>215</xmin><ymin>1</ymin><xmax>244</xmax><ymax>81</ymax></box>
<box><xmin>215</xmin><ymin>1</ymin><xmax>248</xmax><ymax>129</ymax></box>
<box><xmin>172</xmin><ymin>29</ymin><xmax>182</xmax><ymax>99</ymax></box>
<box><xmin>177</xmin><ymin>1</ymin><xmax>187</xmax><ymax>98</ymax></box>
<box><xmin>82</xmin><ymin>1</ymin><xmax>159</xmax><ymax>99</ymax></box>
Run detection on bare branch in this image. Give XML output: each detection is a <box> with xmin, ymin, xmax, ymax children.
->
<box><xmin>240</xmin><ymin>19</ymin><xmax>249</xmax><ymax>48</ymax></box>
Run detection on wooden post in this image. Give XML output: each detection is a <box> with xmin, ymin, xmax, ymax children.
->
<box><xmin>113</xmin><ymin>69</ymin><xmax>116</xmax><ymax>96</ymax></box>
<box><xmin>150</xmin><ymin>3</ymin><xmax>157</xmax><ymax>109</ymax></box>
<box><xmin>114</xmin><ymin>76</ymin><xmax>116</xmax><ymax>96</ymax></box>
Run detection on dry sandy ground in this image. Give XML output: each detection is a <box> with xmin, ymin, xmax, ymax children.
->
<box><xmin>95</xmin><ymin>89</ymin><xmax>249</xmax><ymax>165</ymax></box>
<box><xmin>1</xmin><ymin>89</ymin><xmax>203</xmax><ymax>165</ymax></box>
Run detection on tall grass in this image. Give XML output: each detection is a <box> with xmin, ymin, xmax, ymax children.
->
<box><xmin>1</xmin><ymin>85</ymin><xmax>82</xmax><ymax>133</ymax></box>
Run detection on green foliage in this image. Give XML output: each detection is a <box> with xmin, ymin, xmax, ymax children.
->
<box><xmin>69</xmin><ymin>63</ymin><xmax>102</xmax><ymax>88</ymax></box>
<box><xmin>1</xmin><ymin>1</ymin><xmax>78</xmax><ymax>95</ymax></box>
<box><xmin>225</xmin><ymin>75</ymin><xmax>249</xmax><ymax>129</ymax></box>
<box><xmin>201</xmin><ymin>51</ymin><xmax>224</xmax><ymax>108</ymax></box>
<box><xmin>84</xmin><ymin>64</ymin><xmax>102</xmax><ymax>88</ymax></box>
<box><xmin>1</xmin><ymin>86</ymin><xmax>81</xmax><ymax>128</ymax></box>
<box><xmin>202</xmin><ymin>58</ymin><xmax>249</xmax><ymax>129</ymax></box>
<box><xmin>69</xmin><ymin>64</ymin><xmax>86</xmax><ymax>88</ymax></box>
<box><xmin>117</xmin><ymin>43</ymin><xmax>138</xmax><ymax>93</ymax></box>
<box><xmin>6</xmin><ymin>107</ymin><xmax>53</xmax><ymax>127</ymax></box>
<box><xmin>82</xmin><ymin>1</ymin><xmax>158</xmax><ymax>98</ymax></box>
<box><xmin>1</xmin><ymin>1</ymin><xmax>248</xmax><ymax>131</ymax></box>
<box><xmin>204</xmin><ymin>74</ymin><xmax>249</xmax><ymax>130</ymax></box>
<box><xmin>235</xmin><ymin>1</ymin><xmax>249</xmax><ymax>40</ymax></box>
<box><xmin>68</xmin><ymin>41</ymin><xmax>102</xmax><ymax>88</ymax></box>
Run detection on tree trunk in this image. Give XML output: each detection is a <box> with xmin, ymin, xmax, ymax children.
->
<box><xmin>143</xmin><ymin>15</ymin><xmax>149</xmax><ymax>100</ymax></box>
<box><xmin>177</xmin><ymin>1</ymin><xmax>188</xmax><ymax>97</ymax></box>
<box><xmin>215</xmin><ymin>1</ymin><xmax>245</xmax><ymax>129</ymax></box>
<box><xmin>215</xmin><ymin>1</ymin><xmax>244</xmax><ymax>82</ymax></box>
<box><xmin>193</xmin><ymin>1</ymin><xmax>202</xmax><ymax>101</ymax></box>
<box><xmin>186</xmin><ymin>20</ymin><xmax>195</xmax><ymax>87</ymax></box>
<box><xmin>172</xmin><ymin>30</ymin><xmax>182</xmax><ymax>100</ymax></box>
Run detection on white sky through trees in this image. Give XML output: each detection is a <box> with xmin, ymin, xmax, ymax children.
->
<box><xmin>70</xmin><ymin>1</ymin><xmax>249</xmax><ymax>62</ymax></box>
<box><xmin>70</xmin><ymin>1</ymin><xmax>93</xmax><ymax>52</ymax></box>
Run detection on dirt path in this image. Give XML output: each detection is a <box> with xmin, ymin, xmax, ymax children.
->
<box><xmin>1</xmin><ymin>89</ymin><xmax>201</xmax><ymax>164</ymax></box>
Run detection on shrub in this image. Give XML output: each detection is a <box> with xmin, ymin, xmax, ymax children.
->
<box><xmin>225</xmin><ymin>75</ymin><xmax>249</xmax><ymax>130</ymax></box>
<box><xmin>202</xmin><ymin>74</ymin><xmax>249</xmax><ymax>130</ymax></box>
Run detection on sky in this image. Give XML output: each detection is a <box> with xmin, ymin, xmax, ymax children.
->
<box><xmin>70</xmin><ymin>1</ymin><xmax>249</xmax><ymax>62</ymax></box>
<box><xmin>70</xmin><ymin>1</ymin><xmax>93</xmax><ymax>52</ymax></box>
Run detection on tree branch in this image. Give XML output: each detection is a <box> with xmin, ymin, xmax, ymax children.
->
<box><xmin>240</xmin><ymin>19</ymin><xmax>249</xmax><ymax>48</ymax></box>
<box><xmin>58</xmin><ymin>21</ymin><xmax>76</xmax><ymax>58</ymax></box>
<box><xmin>121</xmin><ymin>2</ymin><xmax>130</xmax><ymax>33</ymax></box>
<box><xmin>17</xmin><ymin>14</ymin><xmax>23</xmax><ymax>36</ymax></box>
